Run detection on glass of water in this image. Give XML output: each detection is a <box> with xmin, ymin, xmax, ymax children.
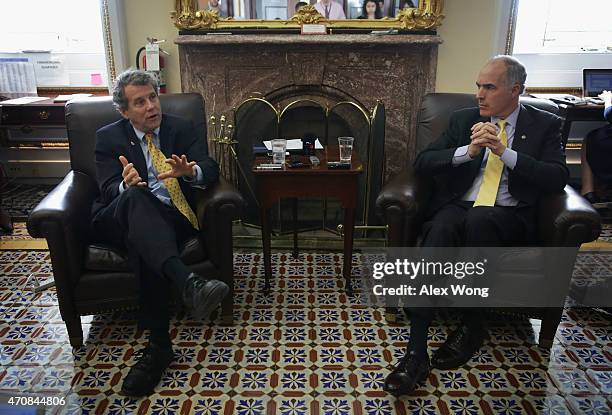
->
<box><xmin>271</xmin><ymin>138</ymin><xmax>287</xmax><ymax>164</ymax></box>
<box><xmin>338</xmin><ymin>136</ymin><xmax>354</xmax><ymax>163</ymax></box>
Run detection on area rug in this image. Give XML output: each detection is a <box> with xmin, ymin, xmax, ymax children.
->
<box><xmin>0</xmin><ymin>250</ymin><xmax>610</xmax><ymax>415</ymax></box>
<box><xmin>1</xmin><ymin>182</ymin><xmax>55</xmax><ymax>221</ymax></box>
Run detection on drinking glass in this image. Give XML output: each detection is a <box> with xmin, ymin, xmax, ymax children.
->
<box><xmin>271</xmin><ymin>139</ymin><xmax>287</xmax><ymax>164</ymax></box>
<box><xmin>338</xmin><ymin>136</ymin><xmax>354</xmax><ymax>162</ymax></box>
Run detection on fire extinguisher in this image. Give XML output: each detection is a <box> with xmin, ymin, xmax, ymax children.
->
<box><xmin>136</xmin><ymin>38</ymin><xmax>168</xmax><ymax>93</ymax></box>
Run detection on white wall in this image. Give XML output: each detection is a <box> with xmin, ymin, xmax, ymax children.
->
<box><xmin>435</xmin><ymin>0</ymin><xmax>508</xmax><ymax>93</ymax></box>
<box><xmin>122</xmin><ymin>1</ymin><xmax>182</xmax><ymax>92</ymax></box>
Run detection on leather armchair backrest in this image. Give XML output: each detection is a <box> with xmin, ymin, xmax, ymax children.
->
<box><xmin>65</xmin><ymin>93</ymin><xmax>207</xmax><ymax>178</ymax></box>
<box><xmin>416</xmin><ymin>93</ymin><xmax>560</xmax><ymax>153</ymax></box>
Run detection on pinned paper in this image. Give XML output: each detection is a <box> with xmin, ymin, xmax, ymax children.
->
<box><xmin>90</xmin><ymin>73</ymin><xmax>102</xmax><ymax>85</ymax></box>
<box><xmin>145</xmin><ymin>43</ymin><xmax>160</xmax><ymax>71</ymax></box>
<box><xmin>33</xmin><ymin>55</ymin><xmax>69</xmax><ymax>86</ymax></box>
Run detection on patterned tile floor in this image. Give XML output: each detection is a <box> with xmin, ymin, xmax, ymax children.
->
<box><xmin>0</xmin><ymin>250</ymin><xmax>611</xmax><ymax>415</ymax></box>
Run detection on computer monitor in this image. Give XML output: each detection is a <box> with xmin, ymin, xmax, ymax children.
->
<box><xmin>583</xmin><ymin>69</ymin><xmax>612</xmax><ymax>97</ymax></box>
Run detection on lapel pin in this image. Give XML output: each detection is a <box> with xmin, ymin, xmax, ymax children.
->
<box><xmin>130</xmin><ymin>141</ymin><xmax>135</xmax><ymax>146</ymax></box>
<box><xmin>521</xmin><ymin>134</ymin><xmax>527</xmax><ymax>140</ymax></box>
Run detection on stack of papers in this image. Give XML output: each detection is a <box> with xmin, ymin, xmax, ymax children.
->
<box><xmin>0</xmin><ymin>96</ymin><xmax>49</xmax><ymax>105</ymax></box>
<box><xmin>529</xmin><ymin>94</ymin><xmax>586</xmax><ymax>105</ymax></box>
<box><xmin>263</xmin><ymin>138</ymin><xmax>323</xmax><ymax>151</ymax></box>
<box><xmin>53</xmin><ymin>93</ymin><xmax>92</xmax><ymax>102</ymax></box>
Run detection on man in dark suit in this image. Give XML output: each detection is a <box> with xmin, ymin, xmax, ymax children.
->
<box><xmin>384</xmin><ymin>56</ymin><xmax>568</xmax><ymax>396</ymax></box>
<box><xmin>92</xmin><ymin>69</ymin><xmax>229</xmax><ymax>397</ymax></box>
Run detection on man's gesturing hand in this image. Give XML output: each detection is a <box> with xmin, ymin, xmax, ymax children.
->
<box><xmin>157</xmin><ymin>154</ymin><xmax>197</xmax><ymax>180</ymax></box>
<box><xmin>119</xmin><ymin>155</ymin><xmax>147</xmax><ymax>188</ymax></box>
<box><xmin>470</xmin><ymin>122</ymin><xmax>506</xmax><ymax>157</ymax></box>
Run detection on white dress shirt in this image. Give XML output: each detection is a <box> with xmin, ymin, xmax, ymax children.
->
<box><xmin>452</xmin><ymin>105</ymin><xmax>521</xmax><ymax>206</ymax></box>
<box><xmin>118</xmin><ymin>124</ymin><xmax>204</xmax><ymax>205</ymax></box>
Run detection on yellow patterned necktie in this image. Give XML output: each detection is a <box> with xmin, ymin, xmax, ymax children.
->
<box><xmin>473</xmin><ymin>119</ymin><xmax>508</xmax><ymax>207</ymax></box>
<box><xmin>145</xmin><ymin>133</ymin><xmax>199</xmax><ymax>230</ymax></box>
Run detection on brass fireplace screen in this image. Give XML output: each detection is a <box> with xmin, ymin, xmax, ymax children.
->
<box><xmin>208</xmin><ymin>97</ymin><xmax>385</xmax><ymax>235</ymax></box>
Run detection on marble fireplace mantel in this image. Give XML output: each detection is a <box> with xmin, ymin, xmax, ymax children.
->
<box><xmin>176</xmin><ymin>34</ymin><xmax>441</xmax><ymax>177</ymax></box>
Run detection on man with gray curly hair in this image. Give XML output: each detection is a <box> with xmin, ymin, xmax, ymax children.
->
<box><xmin>384</xmin><ymin>55</ymin><xmax>568</xmax><ymax>396</ymax></box>
<box><xmin>91</xmin><ymin>69</ymin><xmax>228</xmax><ymax>397</ymax></box>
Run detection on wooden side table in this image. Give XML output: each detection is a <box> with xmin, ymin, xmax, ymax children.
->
<box><xmin>252</xmin><ymin>147</ymin><xmax>363</xmax><ymax>294</ymax></box>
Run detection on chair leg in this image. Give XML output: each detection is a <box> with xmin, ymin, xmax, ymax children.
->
<box><xmin>220</xmin><ymin>294</ymin><xmax>233</xmax><ymax>325</ymax></box>
<box><xmin>538</xmin><ymin>308</ymin><xmax>563</xmax><ymax>350</ymax></box>
<box><xmin>65</xmin><ymin>317</ymin><xmax>84</xmax><ymax>347</ymax></box>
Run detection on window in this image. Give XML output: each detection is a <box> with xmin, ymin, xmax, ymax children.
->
<box><xmin>511</xmin><ymin>0</ymin><xmax>612</xmax><ymax>88</ymax></box>
<box><xmin>514</xmin><ymin>0</ymin><xmax>612</xmax><ymax>54</ymax></box>
<box><xmin>0</xmin><ymin>0</ymin><xmax>108</xmax><ymax>88</ymax></box>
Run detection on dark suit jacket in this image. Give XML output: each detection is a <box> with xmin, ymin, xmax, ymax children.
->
<box><xmin>92</xmin><ymin>114</ymin><xmax>219</xmax><ymax>218</ymax></box>
<box><xmin>414</xmin><ymin>104</ymin><xmax>568</xmax><ymax>214</ymax></box>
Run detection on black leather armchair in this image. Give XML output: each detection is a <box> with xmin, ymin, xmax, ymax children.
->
<box><xmin>376</xmin><ymin>93</ymin><xmax>601</xmax><ymax>349</ymax></box>
<box><xmin>27</xmin><ymin>93</ymin><xmax>244</xmax><ymax>347</ymax></box>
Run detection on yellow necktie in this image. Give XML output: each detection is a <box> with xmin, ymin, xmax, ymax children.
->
<box><xmin>473</xmin><ymin>119</ymin><xmax>508</xmax><ymax>207</ymax></box>
<box><xmin>145</xmin><ymin>133</ymin><xmax>199</xmax><ymax>230</ymax></box>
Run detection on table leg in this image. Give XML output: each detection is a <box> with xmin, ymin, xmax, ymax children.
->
<box><xmin>292</xmin><ymin>198</ymin><xmax>298</xmax><ymax>259</ymax></box>
<box><xmin>260</xmin><ymin>207</ymin><xmax>272</xmax><ymax>293</ymax></box>
<box><xmin>343</xmin><ymin>207</ymin><xmax>356</xmax><ymax>295</ymax></box>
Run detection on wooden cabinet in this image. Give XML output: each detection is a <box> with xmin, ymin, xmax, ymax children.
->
<box><xmin>0</xmin><ymin>99</ymin><xmax>69</xmax><ymax>181</ymax></box>
<box><xmin>1</xmin><ymin>100</ymin><xmax>66</xmax><ymax>126</ymax></box>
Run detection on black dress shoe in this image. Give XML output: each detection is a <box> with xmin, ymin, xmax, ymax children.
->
<box><xmin>182</xmin><ymin>273</ymin><xmax>229</xmax><ymax>320</ymax></box>
<box><xmin>431</xmin><ymin>325</ymin><xmax>486</xmax><ymax>370</ymax></box>
<box><xmin>583</xmin><ymin>192</ymin><xmax>599</xmax><ymax>204</ymax></box>
<box><xmin>121</xmin><ymin>343</ymin><xmax>174</xmax><ymax>397</ymax></box>
<box><xmin>383</xmin><ymin>351</ymin><xmax>430</xmax><ymax>396</ymax></box>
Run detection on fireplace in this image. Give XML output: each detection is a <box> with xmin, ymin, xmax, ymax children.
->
<box><xmin>176</xmin><ymin>33</ymin><xmax>440</xmax><ymax>232</ymax></box>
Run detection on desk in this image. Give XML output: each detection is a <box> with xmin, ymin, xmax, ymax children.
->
<box><xmin>252</xmin><ymin>147</ymin><xmax>363</xmax><ymax>293</ymax></box>
<box><xmin>558</xmin><ymin>103</ymin><xmax>605</xmax><ymax>146</ymax></box>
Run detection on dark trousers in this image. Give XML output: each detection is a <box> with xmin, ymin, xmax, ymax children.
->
<box><xmin>407</xmin><ymin>200</ymin><xmax>534</xmax><ymax>356</ymax></box>
<box><xmin>92</xmin><ymin>186</ymin><xmax>197</xmax><ymax>340</ymax></box>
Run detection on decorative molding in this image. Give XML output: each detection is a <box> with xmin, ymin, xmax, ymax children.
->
<box><xmin>38</xmin><ymin>87</ymin><xmax>109</xmax><ymax>96</ymax></box>
<box><xmin>100</xmin><ymin>0</ymin><xmax>130</xmax><ymax>87</ymax></box>
<box><xmin>172</xmin><ymin>9</ymin><xmax>221</xmax><ymax>30</ymax></box>
<box><xmin>504</xmin><ymin>0</ymin><xmax>519</xmax><ymax>55</ymax></box>
<box><xmin>171</xmin><ymin>0</ymin><xmax>445</xmax><ymax>31</ymax></box>
<box><xmin>290</xmin><ymin>6</ymin><xmax>325</xmax><ymax>25</ymax></box>
<box><xmin>101</xmin><ymin>0</ymin><xmax>116</xmax><ymax>84</ymax></box>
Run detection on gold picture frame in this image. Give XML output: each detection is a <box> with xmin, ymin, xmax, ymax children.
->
<box><xmin>172</xmin><ymin>0</ymin><xmax>444</xmax><ymax>31</ymax></box>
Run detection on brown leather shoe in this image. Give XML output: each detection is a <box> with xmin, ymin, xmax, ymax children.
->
<box><xmin>383</xmin><ymin>351</ymin><xmax>430</xmax><ymax>396</ymax></box>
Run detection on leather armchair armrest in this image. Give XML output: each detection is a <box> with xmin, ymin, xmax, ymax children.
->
<box><xmin>27</xmin><ymin>171</ymin><xmax>97</xmax><ymax>239</ymax></box>
<box><xmin>537</xmin><ymin>185</ymin><xmax>601</xmax><ymax>246</ymax></box>
<box><xmin>194</xmin><ymin>178</ymin><xmax>245</xmax><ymax>263</ymax></box>
<box><xmin>375</xmin><ymin>167</ymin><xmax>432</xmax><ymax>246</ymax></box>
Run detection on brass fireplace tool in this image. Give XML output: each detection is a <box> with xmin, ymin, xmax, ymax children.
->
<box><xmin>208</xmin><ymin>114</ymin><xmax>257</xmax><ymax>202</ymax></box>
